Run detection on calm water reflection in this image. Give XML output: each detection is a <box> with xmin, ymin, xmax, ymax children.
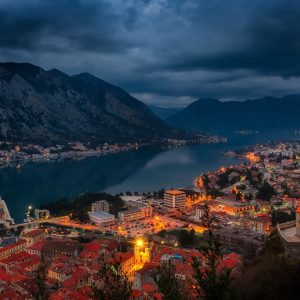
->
<box><xmin>0</xmin><ymin>130</ymin><xmax>297</xmax><ymax>222</ymax></box>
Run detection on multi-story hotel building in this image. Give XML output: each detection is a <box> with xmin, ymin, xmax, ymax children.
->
<box><xmin>164</xmin><ymin>190</ymin><xmax>186</xmax><ymax>210</ymax></box>
<box><xmin>91</xmin><ymin>200</ymin><xmax>109</xmax><ymax>213</ymax></box>
<box><xmin>118</xmin><ymin>205</ymin><xmax>152</xmax><ymax>222</ymax></box>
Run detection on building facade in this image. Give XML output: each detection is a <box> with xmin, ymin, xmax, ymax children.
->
<box><xmin>118</xmin><ymin>205</ymin><xmax>152</xmax><ymax>222</ymax></box>
<box><xmin>164</xmin><ymin>190</ymin><xmax>186</xmax><ymax>210</ymax></box>
<box><xmin>91</xmin><ymin>200</ymin><xmax>109</xmax><ymax>213</ymax></box>
<box><xmin>88</xmin><ymin>211</ymin><xmax>115</xmax><ymax>226</ymax></box>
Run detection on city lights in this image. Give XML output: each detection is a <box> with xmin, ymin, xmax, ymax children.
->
<box><xmin>136</xmin><ymin>239</ymin><xmax>144</xmax><ymax>247</ymax></box>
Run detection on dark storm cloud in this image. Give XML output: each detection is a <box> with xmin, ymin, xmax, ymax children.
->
<box><xmin>0</xmin><ymin>0</ymin><xmax>300</xmax><ymax>106</ymax></box>
<box><xmin>0</xmin><ymin>0</ymin><xmax>130</xmax><ymax>53</ymax></box>
<box><xmin>164</xmin><ymin>1</ymin><xmax>300</xmax><ymax>78</ymax></box>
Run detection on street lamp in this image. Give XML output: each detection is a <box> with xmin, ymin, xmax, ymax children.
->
<box><xmin>136</xmin><ymin>239</ymin><xmax>143</xmax><ymax>247</ymax></box>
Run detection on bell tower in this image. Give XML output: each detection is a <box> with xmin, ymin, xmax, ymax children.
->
<box><xmin>134</xmin><ymin>239</ymin><xmax>151</xmax><ymax>265</ymax></box>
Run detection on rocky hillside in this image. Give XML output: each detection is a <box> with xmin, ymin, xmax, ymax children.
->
<box><xmin>0</xmin><ymin>62</ymin><xmax>181</xmax><ymax>143</ymax></box>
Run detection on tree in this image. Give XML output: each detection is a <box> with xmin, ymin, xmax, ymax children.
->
<box><xmin>233</xmin><ymin>231</ymin><xmax>300</xmax><ymax>300</ymax></box>
<box><xmin>179</xmin><ymin>229</ymin><xmax>196</xmax><ymax>247</ymax></box>
<box><xmin>32</xmin><ymin>263</ymin><xmax>49</xmax><ymax>300</ymax></box>
<box><xmin>257</xmin><ymin>181</ymin><xmax>275</xmax><ymax>201</ymax></box>
<box><xmin>158</xmin><ymin>229</ymin><xmax>167</xmax><ymax>237</ymax></box>
<box><xmin>93</xmin><ymin>254</ymin><xmax>132</xmax><ymax>300</ymax></box>
<box><xmin>155</xmin><ymin>261</ymin><xmax>191</xmax><ymax>300</ymax></box>
<box><xmin>192</xmin><ymin>205</ymin><xmax>233</xmax><ymax>300</ymax></box>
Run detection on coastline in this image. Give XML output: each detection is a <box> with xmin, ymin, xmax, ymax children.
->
<box><xmin>0</xmin><ymin>135</ymin><xmax>227</xmax><ymax>169</ymax></box>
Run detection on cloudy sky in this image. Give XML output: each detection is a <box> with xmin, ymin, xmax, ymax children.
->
<box><xmin>0</xmin><ymin>0</ymin><xmax>299</xmax><ymax>107</ymax></box>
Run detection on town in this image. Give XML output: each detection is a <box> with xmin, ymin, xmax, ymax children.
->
<box><xmin>0</xmin><ymin>135</ymin><xmax>226</xmax><ymax>168</ymax></box>
<box><xmin>0</xmin><ymin>141</ymin><xmax>298</xmax><ymax>299</ymax></box>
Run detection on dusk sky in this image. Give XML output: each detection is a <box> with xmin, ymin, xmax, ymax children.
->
<box><xmin>0</xmin><ymin>0</ymin><xmax>299</xmax><ymax>107</ymax></box>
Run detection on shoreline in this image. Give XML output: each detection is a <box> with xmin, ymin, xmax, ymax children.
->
<box><xmin>0</xmin><ymin>135</ymin><xmax>227</xmax><ymax>169</ymax></box>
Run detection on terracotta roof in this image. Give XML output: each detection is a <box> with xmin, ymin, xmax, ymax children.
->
<box><xmin>0</xmin><ymin>251</ymin><xmax>31</xmax><ymax>264</ymax></box>
<box><xmin>0</xmin><ymin>239</ymin><xmax>26</xmax><ymax>255</ymax></box>
<box><xmin>165</xmin><ymin>190</ymin><xmax>185</xmax><ymax>196</ymax></box>
<box><xmin>27</xmin><ymin>239</ymin><xmax>47</xmax><ymax>251</ymax></box>
<box><xmin>50</xmin><ymin>288</ymin><xmax>90</xmax><ymax>300</ymax></box>
<box><xmin>153</xmin><ymin>293</ymin><xmax>163</xmax><ymax>300</ymax></box>
<box><xmin>114</xmin><ymin>252</ymin><xmax>134</xmax><ymax>264</ymax></box>
<box><xmin>142</xmin><ymin>282</ymin><xmax>158</xmax><ymax>293</ymax></box>
<box><xmin>175</xmin><ymin>263</ymin><xmax>193</xmax><ymax>277</ymax></box>
<box><xmin>18</xmin><ymin>255</ymin><xmax>40</xmax><ymax>270</ymax></box>
<box><xmin>83</xmin><ymin>241</ymin><xmax>101</xmax><ymax>252</ymax></box>
<box><xmin>135</xmin><ymin>262</ymin><xmax>159</xmax><ymax>275</ymax></box>
<box><xmin>23</xmin><ymin>229</ymin><xmax>44</xmax><ymax>238</ymax></box>
<box><xmin>0</xmin><ymin>282</ymin><xmax>22</xmax><ymax>299</ymax></box>
<box><xmin>99</xmin><ymin>239</ymin><xmax>119</xmax><ymax>252</ymax></box>
<box><xmin>132</xmin><ymin>289</ymin><xmax>142</xmax><ymax>298</ymax></box>
<box><xmin>218</xmin><ymin>253</ymin><xmax>241</xmax><ymax>271</ymax></box>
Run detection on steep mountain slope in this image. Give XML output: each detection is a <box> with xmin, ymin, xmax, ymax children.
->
<box><xmin>148</xmin><ymin>105</ymin><xmax>181</xmax><ymax>120</ymax></box>
<box><xmin>166</xmin><ymin>96</ymin><xmax>300</xmax><ymax>133</ymax></box>
<box><xmin>0</xmin><ymin>62</ymin><xmax>180</xmax><ymax>143</ymax></box>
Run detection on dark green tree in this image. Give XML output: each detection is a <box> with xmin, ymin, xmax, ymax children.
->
<box><xmin>155</xmin><ymin>261</ymin><xmax>191</xmax><ymax>300</ymax></box>
<box><xmin>93</xmin><ymin>254</ymin><xmax>132</xmax><ymax>300</ymax></box>
<box><xmin>233</xmin><ymin>231</ymin><xmax>300</xmax><ymax>300</ymax></box>
<box><xmin>179</xmin><ymin>229</ymin><xmax>196</xmax><ymax>247</ymax></box>
<box><xmin>32</xmin><ymin>263</ymin><xmax>49</xmax><ymax>300</ymax></box>
<box><xmin>257</xmin><ymin>181</ymin><xmax>275</xmax><ymax>201</ymax></box>
<box><xmin>192</xmin><ymin>205</ymin><xmax>233</xmax><ymax>300</ymax></box>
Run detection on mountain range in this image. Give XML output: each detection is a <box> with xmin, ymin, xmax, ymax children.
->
<box><xmin>166</xmin><ymin>96</ymin><xmax>300</xmax><ymax>133</ymax></box>
<box><xmin>148</xmin><ymin>105</ymin><xmax>181</xmax><ymax>120</ymax></box>
<box><xmin>1</xmin><ymin>62</ymin><xmax>299</xmax><ymax>143</ymax></box>
<box><xmin>0</xmin><ymin>62</ymin><xmax>182</xmax><ymax>143</ymax></box>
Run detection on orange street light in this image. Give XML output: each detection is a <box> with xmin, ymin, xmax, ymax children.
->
<box><xmin>136</xmin><ymin>239</ymin><xmax>144</xmax><ymax>247</ymax></box>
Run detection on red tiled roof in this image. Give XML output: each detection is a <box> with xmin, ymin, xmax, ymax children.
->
<box><xmin>153</xmin><ymin>293</ymin><xmax>163</xmax><ymax>300</ymax></box>
<box><xmin>142</xmin><ymin>282</ymin><xmax>158</xmax><ymax>293</ymax></box>
<box><xmin>152</xmin><ymin>247</ymin><xmax>202</xmax><ymax>264</ymax></box>
<box><xmin>132</xmin><ymin>289</ymin><xmax>142</xmax><ymax>298</ymax></box>
<box><xmin>0</xmin><ymin>282</ymin><xmax>22</xmax><ymax>299</ymax></box>
<box><xmin>63</xmin><ymin>267</ymin><xmax>89</xmax><ymax>289</ymax></box>
<box><xmin>99</xmin><ymin>239</ymin><xmax>119</xmax><ymax>252</ymax></box>
<box><xmin>175</xmin><ymin>263</ymin><xmax>193</xmax><ymax>277</ymax></box>
<box><xmin>135</xmin><ymin>262</ymin><xmax>159</xmax><ymax>275</ymax></box>
<box><xmin>0</xmin><ymin>239</ymin><xmax>26</xmax><ymax>254</ymax></box>
<box><xmin>50</xmin><ymin>288</ymin><xmax>90</xmax><ymax>300</ymax></box>
<box><xmin>83</xmin><ymin>241</ymin><xmax>101</xmax><ymax>252</ymax></box>
<box><xmin>114</xmin><ymin>252</ymin><xmax>134</xmax><ymax>264</ymax></box>
<box><xmin>23</xmin><ymin>229</ymin><xmax>44</xmax><ymax>238</ymax></box>
<box><xmin>0</xmin><ymin>268</ymin><xmax>12</xmax><ymax>281</ymax></box>
<box><xmin>27</xmin><ymin>239</ymin><xmax>47</xmax><ymax>251</ymax></box>
<box><xmin>0</xmin><ymin>251</ymin><xmax>31</xmax><ymax>264</ymax></box>
<box><xmin>18</xmin><ymin>255</ymin><xmax>40</xmax><ymax>270</ymax></box>
<box><xmin>218</xmin><ymin>253</ymin><xmax>241</xmax><ymax>271</ymax></box>
<box><xmin>165</xmin><ymin>190</ymin><xmax>185</xmax><ymax>196</ymax></box>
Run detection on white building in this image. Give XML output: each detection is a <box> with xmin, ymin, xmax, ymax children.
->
<box><xmin>88</xmin><ymin>211</ymin><xmax>115</xmax><ymax>226</ymax></box>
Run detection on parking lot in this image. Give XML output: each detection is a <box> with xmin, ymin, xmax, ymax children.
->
<box><xmin>111</xmin><ymin>214</ymin><xmax>188</xmax><ymax>238</ymax></box>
